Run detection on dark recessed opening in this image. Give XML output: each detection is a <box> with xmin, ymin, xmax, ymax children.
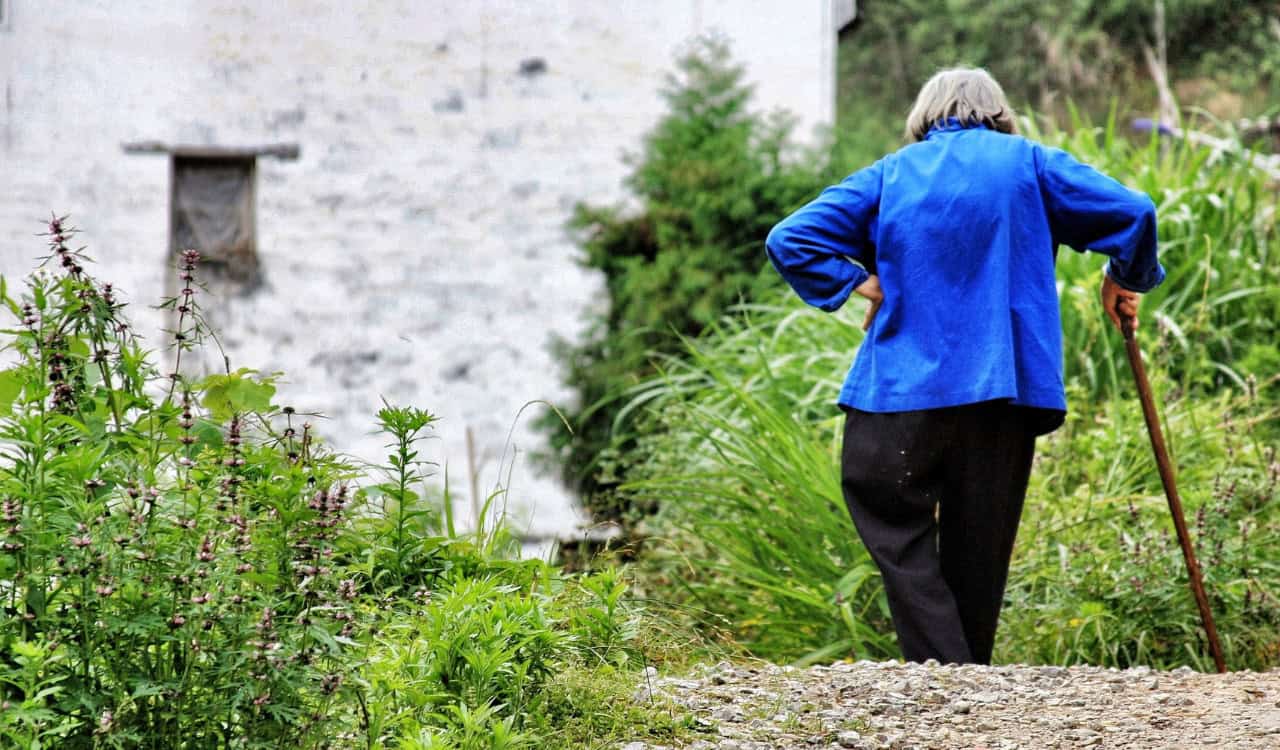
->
<box><xmin>170</xmin><ymin>155</ymin><xmax>261</xmax><ymax>288</ymax></box>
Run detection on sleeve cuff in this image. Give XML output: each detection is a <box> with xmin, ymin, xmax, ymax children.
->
<box><xmin>1104</xmin><ymin>259</ymin><xmax>1165</xmax><ymax>293</ymax></box>
<box><xmin>848</xmin><ymin>265</ymin><xmax>871</xmax><ymax>294</ymax></box>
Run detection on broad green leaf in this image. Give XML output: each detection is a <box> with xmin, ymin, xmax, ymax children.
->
<box><xmin>199</xmin><ymin>369</ymin><xmax>277</xmax><ymax>420</ymax></box>
<box><xmin>0</xmin><ymin>369</ymin><xmax>23</xmax><ymax>413</ymax></box>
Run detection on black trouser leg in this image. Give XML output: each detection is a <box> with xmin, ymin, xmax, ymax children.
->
<box><xmin>840</xmin><ymin>408</ymin><xmax>972</xmax><ymax>664</ymax></box>
<box><xmin>840</xmin><ymin>402</ymin><xmax>1036</xmax><ymax>665</ymax></box>
<box><xmin>938</xmin><ymin>402</ymin><xmax>1036</xmax><ymax>664</ymax></box>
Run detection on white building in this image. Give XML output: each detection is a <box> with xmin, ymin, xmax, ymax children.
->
<box><xmin>0</xmin><ymin>1</ymin><xmax>855</xmax><ymax>545</ymax></box>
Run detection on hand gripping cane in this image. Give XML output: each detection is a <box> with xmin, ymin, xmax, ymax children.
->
<box><xmin>1118</xmin><ymin>307</ymin><xmax>1227</xmax><ymax>673</ymax></box>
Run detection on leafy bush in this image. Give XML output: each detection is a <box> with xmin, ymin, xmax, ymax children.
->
<box><xmin>0</xmin><ymin>226</ymin><xmax>356</xmax><ymax>747</ymax></box>
<box><xmin>541</xmin><ymin>36</ymin><xmax>830</xmax><ymax>523</ymax></box>
<box><xmin>0</xmin><ymin>218</ymin><xmax>678</xmax><ymax>748</ymax></box>
<box><xmin>622</xmin><ymin>119</ymin><xmax>1280</xmax><ymax>670</ymax></box>
<box><xmin>358</xmin><ymin>566</ymin><xmax>661</xmax><ymax>749</ymax></box>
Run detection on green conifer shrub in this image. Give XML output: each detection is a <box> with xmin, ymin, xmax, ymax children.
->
<box><xmin>541</xmin><ymin>37</ymin><xmax>829</xmax><ymax>524</ymax></box>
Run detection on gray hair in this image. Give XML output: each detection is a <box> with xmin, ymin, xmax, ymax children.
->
<box><xmin>904</xmin><ymin>67</ymin><xmax>1017</xmax><ymax>142</ymax></box>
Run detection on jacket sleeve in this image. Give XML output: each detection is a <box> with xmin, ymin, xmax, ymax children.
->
<box><xmin>1037</xmin><ymin>145</ymin><xmax>1166</xmax><ymax>292</ymax></box>
<box><xmin>765</xmin><ymin>160</ymin><xmax>882</xmax><ymax>312</ymax></box>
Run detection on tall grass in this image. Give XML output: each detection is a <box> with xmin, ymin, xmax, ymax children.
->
<box><xmin>1001</xmin><ymin>378</ymin><xmax>1280</xmax><ymax>670</ymax></box>
<box><xmin>623</xmin><ymin>118</ymin><xmax>1280</xmax><ymax>670</ymax></box>
<box><xmin>623</xmin><ymin>305</ymin><xmax>892</xmax><ymax>664</ymax></box>
<box><xmin>1031</xmin><ymin>111</ymin><xmax>1280</xmax><ymax>402</ymax></box>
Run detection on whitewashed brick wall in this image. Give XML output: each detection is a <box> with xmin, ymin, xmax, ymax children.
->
<box><xmin>0</xmin><ymin>0</ymin><xmax>843</xmax><ymax>544</ymax></box>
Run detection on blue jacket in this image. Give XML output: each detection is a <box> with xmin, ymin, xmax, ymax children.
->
<box><xmin>765</xmin><ymin>122</ymin><xmax>1164</xmax><ymax>419</ymax></box>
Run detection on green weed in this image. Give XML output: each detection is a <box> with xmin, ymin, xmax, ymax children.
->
<box><xmin>0</xmin><ymin>221</ymin><xmax>666</xmax><ymax>747</ymax></box>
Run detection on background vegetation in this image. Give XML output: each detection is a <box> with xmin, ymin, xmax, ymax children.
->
<box><xmin>836</xmin><ymin>0</ymin><xmax>1280</xmax><ymax>164</ymax></box>
<box><xmin>617</xmin><ymin>108</ymin><xmax>1280</xmax><ymax>671</ymax></box>
<box><xmin>541</xmin><ymin>3</ymin><xmax>1280</xmax><ymax>673</ymax></box>
<box><xmin>544</xmin><ymin>2</ymin><xmax>1280</xmax><ymax>528</ymax></box>
<box><xmin>0</xmin><ymin>223</ymin><xmax>696</xmax><ymax>748</ymax></box>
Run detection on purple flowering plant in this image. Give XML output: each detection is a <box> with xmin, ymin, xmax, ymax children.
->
<box><xmin>0</xmin><ymin>217</ymin><xmax>359</xmax><ymax>747</ymax></box>
<box><xmin>0</xmin><ymin>218</ymin><xmax>668</xmax><ymax>750</ymax></box>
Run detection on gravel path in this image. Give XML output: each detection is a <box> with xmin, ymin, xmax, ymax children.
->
<box><xmin>626</xmin><ymin>660</ymin><xmax>1280</xmax><ymax>749</ymax></box>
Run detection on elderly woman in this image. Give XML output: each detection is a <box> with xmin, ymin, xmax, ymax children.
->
<box><xmin>765</xmin><ymin>67</ymin><xmax>1164</xmax><ymax>665</ymax></box>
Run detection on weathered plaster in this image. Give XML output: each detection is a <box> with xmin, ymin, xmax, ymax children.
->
<box><xmin>0</xmin><ymin>1</ymin><xmax>842</xmax><ymax>544</ymax></box>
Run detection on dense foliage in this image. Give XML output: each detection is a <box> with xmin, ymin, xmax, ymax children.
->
<box><xmin>622</xmin><ymin>119</ymin><xmax>1280</xmax><ymax>671</ymax></box>
<box><xmin>540</xmin><ymin>37</ymin><xmax>828</xmax><ymax>522</ymax></box>
<box><xmin>550</xmin><ymin>11</ymin><xmax>1280</xmax><ymax>526</ymax></box>
<box><xmin>837</xmin><ymin>0</ymin><xmax>1280</xmax><ymax>165</ymax></box>
<box><xmin>0</xmin><ymin>221</ymin><xmax>686</xmax><ymax>749</ymax></box>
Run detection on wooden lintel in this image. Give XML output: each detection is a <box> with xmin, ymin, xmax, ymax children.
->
<box><xmin>122</xmin><ymin>141</ymin><xmax>301</xmax><ymax>161</ymax></box>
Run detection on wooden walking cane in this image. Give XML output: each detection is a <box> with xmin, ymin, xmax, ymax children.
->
<box><xmin>1118</xmin><ymin>308</ymin><xmax>1227</xmax><ymax>673</ymax></box>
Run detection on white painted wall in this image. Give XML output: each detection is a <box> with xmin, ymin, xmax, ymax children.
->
<box><xmin>0</xmin><ymin>1</ymin><xmax>842</xmax><ymax>544</ymax></box>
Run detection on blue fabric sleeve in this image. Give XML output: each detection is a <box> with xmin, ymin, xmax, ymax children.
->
<box><xmin>765</xmin><ymin>160</ymin><xmax>882</xmax><ymax>311</ymax></box>
<box><xmin>1037</xmin><ymin>145</ymin><xmax>1165</xmax><ymax>292</ymax></box>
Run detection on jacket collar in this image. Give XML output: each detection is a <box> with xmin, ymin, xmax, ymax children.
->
<box><xmin>925</xmin><ymin>118</ymin><xmax>989</xmax><ymax>139</ymax></box>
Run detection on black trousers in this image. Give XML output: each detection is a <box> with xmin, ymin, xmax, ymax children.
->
<box><xmin>840</xmin><ymin>401</ymin><xmax>1038</xmax><ymax>665</ymax></box>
